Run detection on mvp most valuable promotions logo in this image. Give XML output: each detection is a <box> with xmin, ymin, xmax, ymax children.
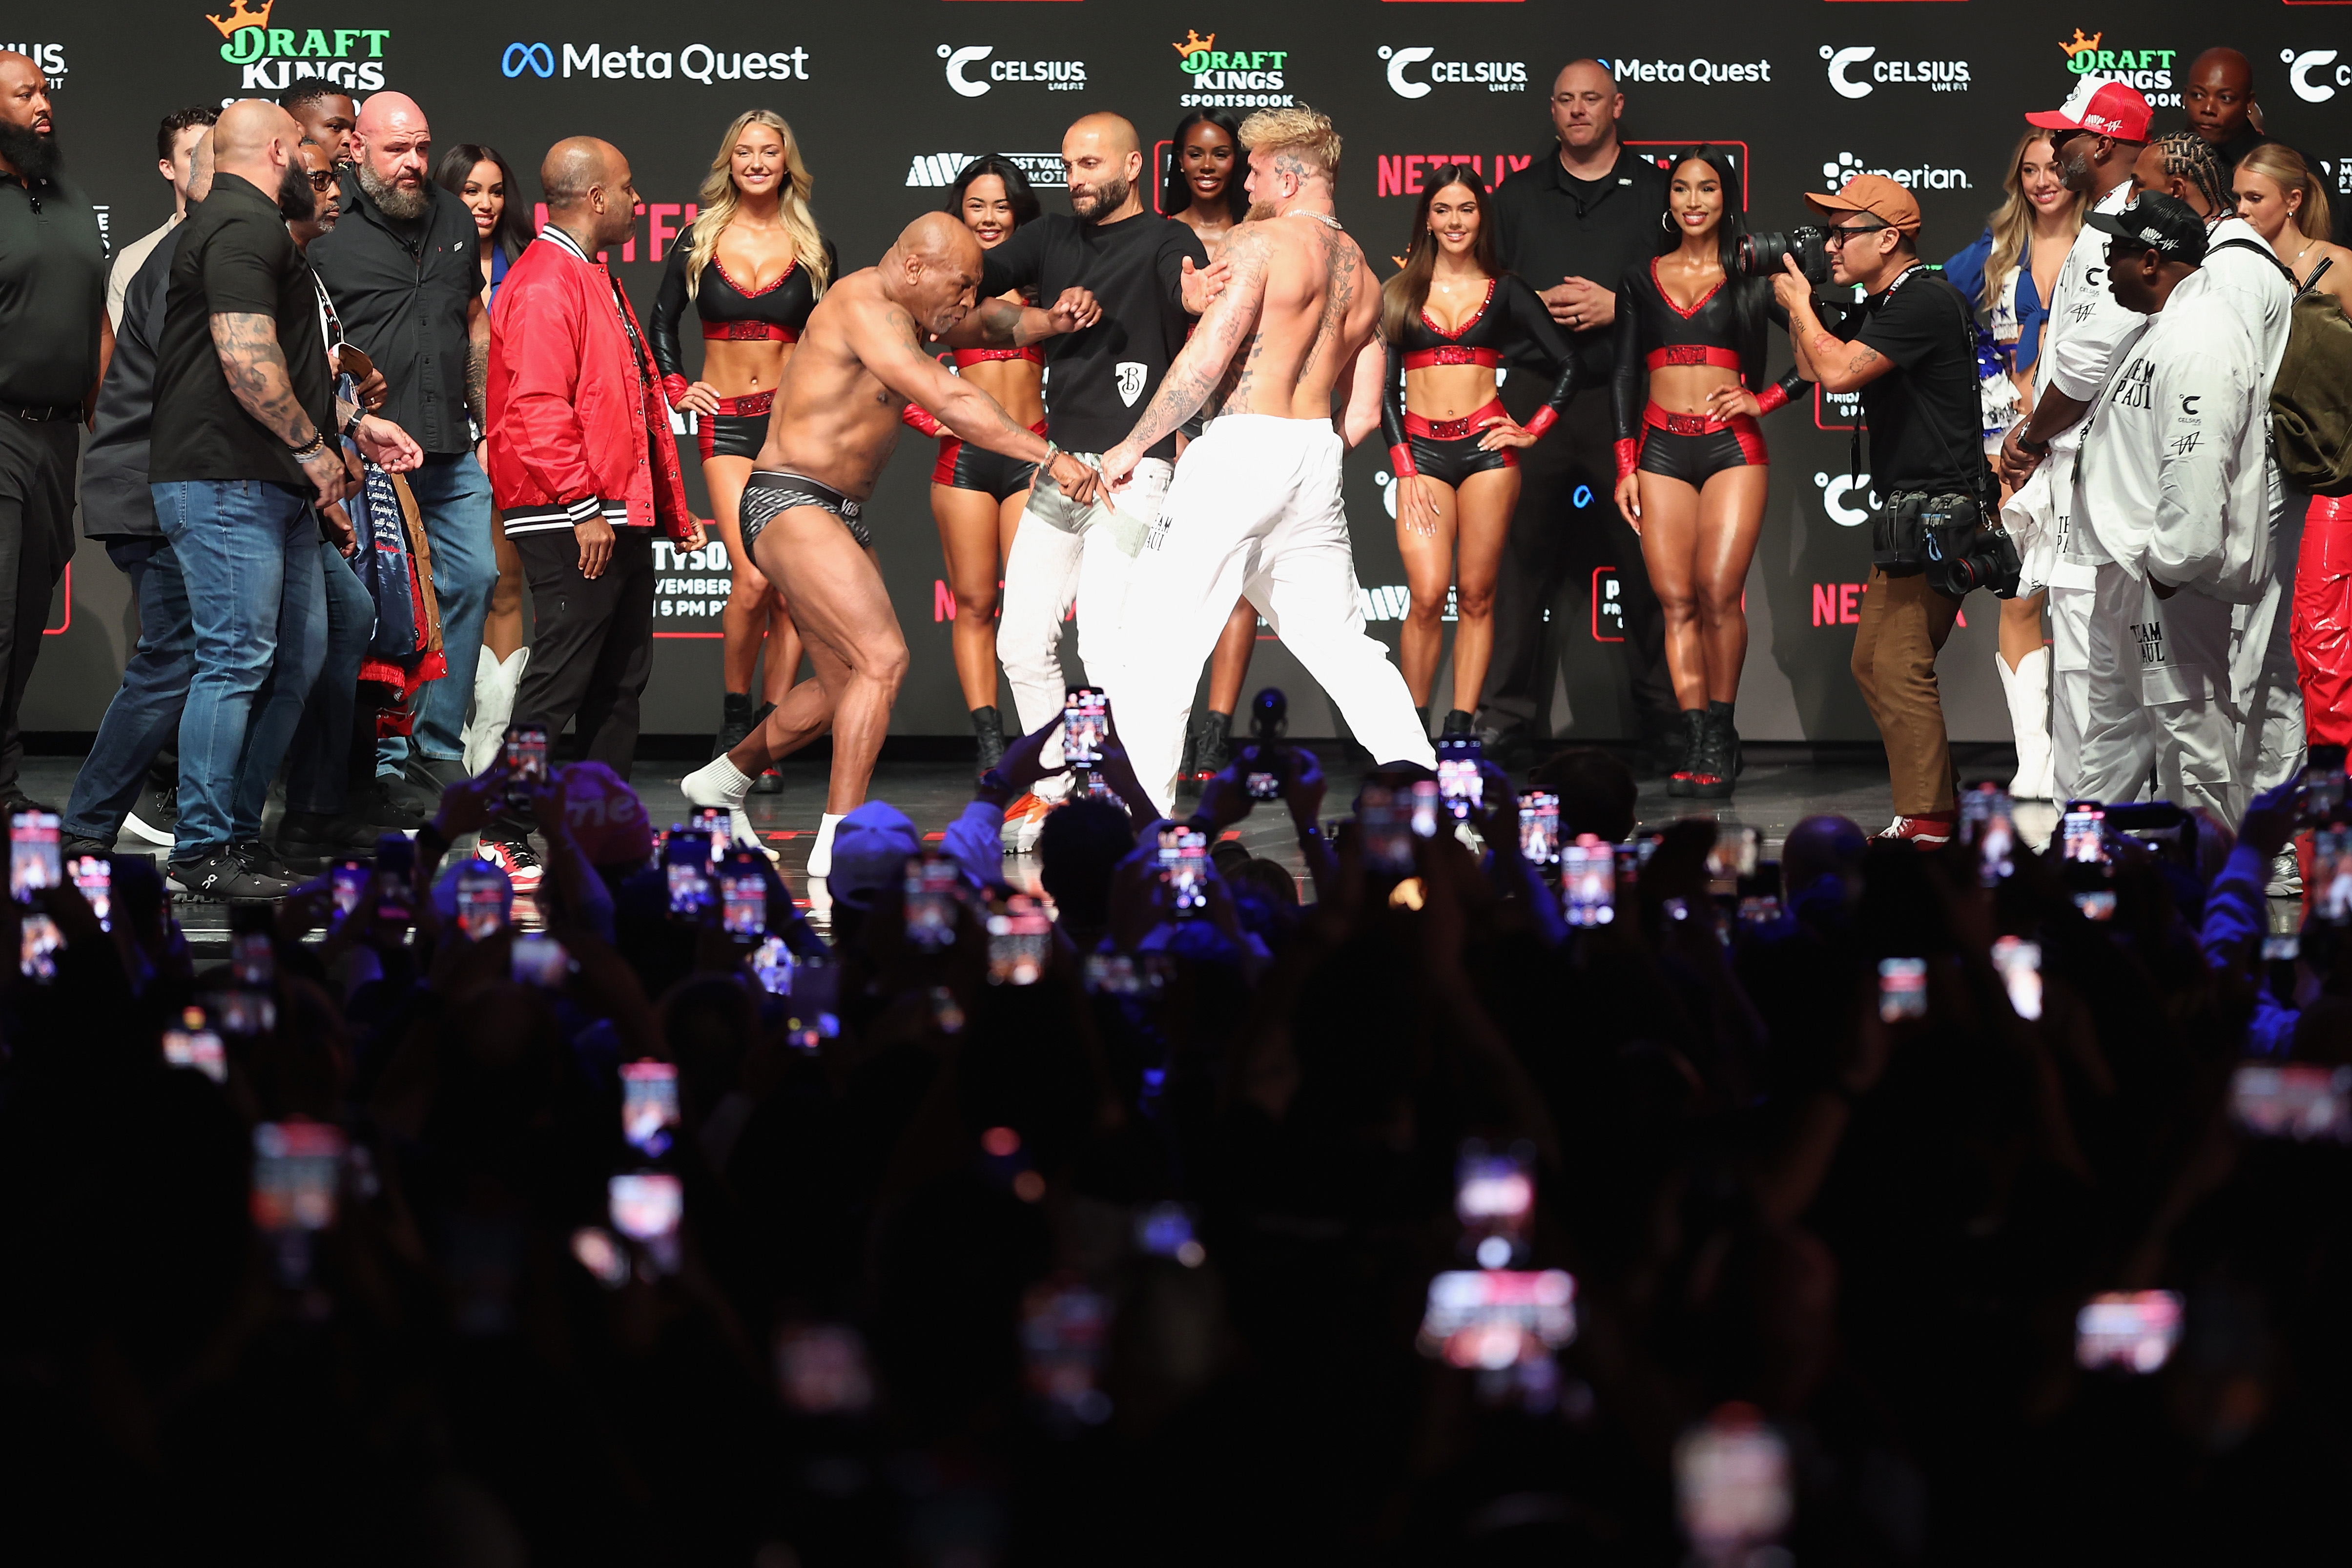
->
<box><xmin>1174</xmin><ymin>29</ymin><xmax>1293</xmax><ymax>109</ymax></box>
<box><xmin>204</xmin><ymin>0</ymin><xmax>389</xmax><ymax>92</ymax></box>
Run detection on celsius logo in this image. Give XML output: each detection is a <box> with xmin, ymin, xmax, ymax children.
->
<box><xmin>503</xmin><ymin>42</ymin><xmax>810</xmax><ymax>85</ymax></box>
<box><xmin>1814</xmin><ymin>471</ymin><xmax>1877</xmax><ymax>528</ymax></box>
<box><xmin>1820</xmin><ymin>45</ymin><xmax>1970</xmax><ymax>99</ymax></box>
<box><xmin>2059</xmin><ymin>29</ymin><xmax>2178</xmax><ymax>100</ymax></box>
<box><xmin>1173</xmin><ymin>29</ymin><xmax>1293</xmax><ymax>108</ymax></box>
<box><xmin>1595</xmin><ymin>57</ymin><xmax>1774</xmax><ymax>86</ymax></box>
<box><xmin>1378</xmin><ymin>45</ymin><xmax>1526</xmax><ymax>98</ymax></box>
<box><xmin>905</xmin><ymin>151</ymin><xmax>1066</xmax><ymax>190</ymax></box>
<box><xmin>1823</xmin><ymin>150</ymin><xmax>1970</xmax><ymax>192</ymax></box>
<box><xmin>0</xmin><ymin>42</ymin><xmax>66</xmax><ymax>87</ymax></box>
<box><xmin>940</xmin><ymin>44</ymin><xmax>1085</xmax><ymax>98</ymax></box>
<box><xmin>2285</xmin><ymin>49</ymin><xmax>2350</xmax><ymax>104</ymax></box>
<box><xmin>205</xmin><ymin>0</ymin><xmax>391</xmax><ymax>91</ymax></box>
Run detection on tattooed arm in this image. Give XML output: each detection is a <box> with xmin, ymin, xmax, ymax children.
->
<box><xmin>466</xmin><ymin>291</ymin><xmax>491</xmax><ymax>432</ymax></box>
<box><xmin>210</xmin><ymin>310</ymin><xmax>351</xmax><ymax>505</ymax></box>
<box><xmin>1097</xmin><ymin>226</ymin><xmax>1272</xmax><ymax>486</ymax></box>
<box><xmin>1773</xmin><ymin>259</ymin><xmax>1894</xmax><ymax>395</ymax></box>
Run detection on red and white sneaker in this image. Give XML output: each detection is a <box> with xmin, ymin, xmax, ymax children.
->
<box><xmin>478</xmin><ymin>835</ymin><xmax>544</xmax><ymax>893</ymax></box>
<box><xmin>1876</xmin><ymin>812</ymin><xmax>1957</xmax><ymax>847</ymax></box>
<box><xmin>1000</xmin><ymin>790</ymin><xmax>1053</xmax><ymax>853</ymax></box>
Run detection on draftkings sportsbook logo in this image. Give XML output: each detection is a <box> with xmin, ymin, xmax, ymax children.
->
<box><xmin>204</xmin><ymin>0</ymin><xmax>390</xmax><ymax>92</ymax></box>
<box><xmin>905</xmin><ymin>151</ymin><xmax>1066</xmax><ymax>190</ymax></box>
<box><xmin>1174</xmin><ymin>29</ymin><xmax>1293</xmax><ymax>109</ymax></box>
<box><xmin>1820</xmin><ymin>44</ymin><xmax>1969</xmax><ymax>99</ymax></box>
<box><xmin>2061</xmin><ymin>30</ymin><xmax>2178</xmax><ymax>103</ymax></box>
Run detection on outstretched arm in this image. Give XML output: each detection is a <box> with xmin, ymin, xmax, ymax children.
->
<box><xmin>1098</xmin><ymin>225</ymin><xmax>1271</xmax><ymax>484</ymax></box>
<box><xmin>935</xmin><ymin>288</ymin><xmax>1100</xmax><ymax>350</ymax></box>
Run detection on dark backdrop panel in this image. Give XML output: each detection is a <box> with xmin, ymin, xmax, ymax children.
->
<box><xmin>23</xmin><ymin>1</ymin><xmax>2341</xmax><ymax>740</ymax></box>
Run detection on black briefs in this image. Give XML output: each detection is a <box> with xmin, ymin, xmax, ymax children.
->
<box><xmin>740</xmin><ymin>470</ymin><xmax>872</xmax><ymax>552</ymax></box>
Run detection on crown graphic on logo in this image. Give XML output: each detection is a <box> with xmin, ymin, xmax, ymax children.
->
<box><xmin>2060</xmin><ymin>29</ymin><xmax>2104</xmax><ymax>61</ymax></box>
<box><xmin>1172</xmin><ymin>29</ymin><xmax>1215</xmax><ymax>60</ymax></box>
<box><xmin>206</xmin><ymin>0</ymin><xmax>276</xmax><ymax>41</ymax></box>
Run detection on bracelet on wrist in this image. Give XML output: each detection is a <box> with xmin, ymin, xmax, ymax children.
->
<box><xmin>289</xmin><ymin>431</ymin><xmax>327</xmax><ymax>461</ymax></box>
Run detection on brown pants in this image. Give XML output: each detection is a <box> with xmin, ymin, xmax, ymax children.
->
<box><xmin>1852</xmin><ymin>566</ymin><xmax>1962</xmax><ymax>816</ymax></box>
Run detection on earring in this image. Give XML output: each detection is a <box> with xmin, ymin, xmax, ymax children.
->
<box><xmin>1660</xmin><ymin>209</ymin><xmax>1674</xmax><ymax>234</ymax></box>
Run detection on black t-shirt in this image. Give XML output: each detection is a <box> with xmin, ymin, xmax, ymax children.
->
<box><xmin>1855</xmin><ymin>266</ymin><xmax>1982</xmax><ymax>495</ymax></box>
<box><xmin>0</xmin><ymin>169</ymin><xmax>106</xmax><ymax>405</ymax></box>
<box><xmin>978</xmin><ymin>211</ymin><xmax>1209</xmax><ymax>458</ymax></box>
<box><xmin>150</xmin><ymin>172</ymin><xmax>332</xmax><ymax>488</ymax></box>
<box><xmin>1489</xmin><ymin>145</ymin><xmax>1671</xmax><ymax>381</ymax></box>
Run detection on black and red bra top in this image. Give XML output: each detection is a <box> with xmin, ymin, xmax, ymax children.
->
<box><xmin>1380</xmin><ymin>272</ymin><xmax>1580</xmax><ymax>454</ymax></box>
<box><xmin>1611</xmin><ymin>258</ymin><xmax>1805</xmax><ymax>441</ymax></box>
<box><xmin>650</xmin><ymin>223</ymin><xmax>839</xmax><ymax>405</ymax></box>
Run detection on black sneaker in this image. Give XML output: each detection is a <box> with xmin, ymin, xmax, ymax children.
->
<box><xmin>124</xmin><ymin>774</ymin><xmax>179</xmax><ymax>848</ymax></box>
<box><xmin>349</xmin><ymin>777</ymin><xmax>427</xmax><ymax>833</ymax></box>
<box><xmin>377</xmin><ymin>769</ymin><xmax>440</xmax><ymax>819</ymax></box>
<box><xmin>0</xmin><ymin>790</ymin><xmax>59</xmax><ymax>817</ymax></box>
<box><xmin>62</xmin><ymin>834</ymin><xmax>113</xmax><ymax>860</ymax></box>
<box><xmin>168</xmin><ymin>848</ymin><xmax>295</xmax><ymax>901</ymax></box>
<box><xmin>407</xmin><ymin>753</ymin><xmax>470</xmax><ymax>794</ymax></box>
<box><xmin>233</xmin><ymin>839</ymin><xmax>305</xmax><ymax>886</ymax></box>
<box><xmin>275</xmin><ymin>810</ymin><xmax>383</xmax><ymax>873</ymax></box>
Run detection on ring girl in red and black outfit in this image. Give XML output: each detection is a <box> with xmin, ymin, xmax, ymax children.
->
<box><xmin>1610</xmin><ymin>145</ymin><xmax>1804</xmax><ymax>799</ymax></box>
<box><xmin>651</xmin><ymin>109</ymin><xmax>836</xmax><ymax>787</ymax></box>
<box><xmin>899</xmin><ymin>155</ymin><xmax>1046</xmax><ymax>772</ymax></box>
<box><xmin>1379</xmin><ymin>164</ymin><xmax>1580</xmax><ymax>737</ymax></box>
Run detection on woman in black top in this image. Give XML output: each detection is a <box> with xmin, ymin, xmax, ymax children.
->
<box><xmin>1378</xmin><ymin>165</ymin><xmax>1579</xmax><ymax>736</ymax></box>
<box><xmin>1610</xmin><ymin>146</ymin><xmax>1806</xmax><ymax>798</ymax></box>
<box><xmin>649</xmin><ymin>110</ymin><xmax>836</xmax><ymax>778</ymax></box>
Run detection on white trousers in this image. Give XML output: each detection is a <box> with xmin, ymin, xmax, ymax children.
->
<box><xmin>997</xmin><ymin>457</ymin><xmax>1172</xmax><ymax>799</ymax></box>
<box><xmin>2078</xmin><ymin>562</ymin><xmax>2243</xmax><ymax>823</ymax></box>
<box><xmin>2229</xmin><ymin>494</ymin><xmax>2305</xmax><ymax>796</ymax></box>
<box><xmin>1115</xmin><ymin>415</ymin><xmax>1435</xmax><ymax>816</ymax></box>
<box><xmin>2048</xmin><ymin>559</ymin><xmax>2097</xmax><ymax>803</ymax></box>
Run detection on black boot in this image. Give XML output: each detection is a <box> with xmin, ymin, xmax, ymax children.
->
<box><xmin>1666</xmin><ymin>709</ymin><xmax>1707</xmax><ymax>797</ymax></box>
<box><xmin>1193</xmin><ymin>710</ymin><xmax>1233</xmax><ymax>778</ymax></box>
<box><xmin>745</xmin><ymin>701</ymin><xmax>784</xmax><ymax>793</ymax></box>
<box><xmin>1687</xmin><ymin>706</ymin><xmax>1735</xmax><ymax>800</ymax></box>
<box><xmin>1441</xmin><ymin>708</ymin><xmax>1475</xmax><ymax>737</ymax></box>
<box><xmin>972</xmin><ymin>704</ymin><xmax>1006</xmax><ymax>778</ymax></box>
<box><xmin>713</xmin><ymin>691</ymin><xmax>756</xmax><ymax>761</ymax></box>
<box><xmin>1415</xmin><ymin>704</ymin><xmax>1432</xmax><ymax>739</ymax></box>
<box><xmin>1707</xmin><ymin>699</ymin><xmax>1742</xmax><ymax>781</ymax></box>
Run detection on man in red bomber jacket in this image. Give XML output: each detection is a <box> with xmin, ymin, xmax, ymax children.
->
<box><xmin>481</xmin><ymin>136</ymin><xmax>704</xmax><ymax>886</ymax></box>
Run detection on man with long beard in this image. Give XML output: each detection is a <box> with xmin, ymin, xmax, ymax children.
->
<box><xmin>308</xmin><ymin>91</ymin><xmax>497</xmax><ymax>815</ymax></box>
<box><xmin>0</xmin><ymin>51</ymin><xmax>108</xmax><ymax>815</ymax></box>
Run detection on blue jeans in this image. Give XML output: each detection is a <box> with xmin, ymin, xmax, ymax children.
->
<box><xmin>153</xmin><ymin>479</ymin><xmax>328</xmax><ymax>857</ymax></box>
<box><xmin>284</xmin><ymin>541</ymin><xmax>376</xmax><ymax>816</ymax></box>
<box><xmin>62</xmin><ymin>539</ymin><xmax>193</xmax><ymax>844</ymax></box>
<box><xmin>379</xmin><ymin>450</ymin><xmax>495</xmax><ymax>772</ymax></box>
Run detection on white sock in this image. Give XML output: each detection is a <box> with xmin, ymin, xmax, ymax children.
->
<box><xmin>807</xmin><ymin>810</ymin><xmax>847</xmax><ymax>879</ymax></box>
<box><xmin>681</xmin><ymin>754</ymin><xmax>753</xmax><ymax>810</ymax></box>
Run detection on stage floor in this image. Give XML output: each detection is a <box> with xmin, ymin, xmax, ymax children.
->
<box><xmin>21</xmin><ymin>745</ymin><xmax>2039</xmax><ymax>955</ymax></box>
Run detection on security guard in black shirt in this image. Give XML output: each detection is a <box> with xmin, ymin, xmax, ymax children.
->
<box><xmin>0</xmin><ymin>51</ymin><xmax>109</xmax><ymax>812</ymax></box>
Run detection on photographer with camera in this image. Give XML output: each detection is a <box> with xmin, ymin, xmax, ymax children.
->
<box><xmin>2071</xmin><ymin>193</ymin><xmax>2274</xmax><ymax>825</ymax></box>
<box><xmin>1773</xmin><ymin>175</ymin><xmax>1994</xmax><ymax>846</ymax></box>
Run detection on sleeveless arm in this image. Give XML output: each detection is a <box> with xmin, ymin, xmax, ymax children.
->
<box><xmin>650</xmin><ymin>235</ymin><xmax>693</xmax><ymax>408</ymax></box>
<box><xmin>1381</xmin><ymin>338</ymin><xmax>1413</xmax><ymax>476</ymax></box>
<box><xmin>1610</xmin><ymin>274</ymin><xmax>1642</xmax><ymax>479</ymax></box>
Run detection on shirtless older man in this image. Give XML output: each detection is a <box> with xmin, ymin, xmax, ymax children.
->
<box><xmin>1099</xmin><ymin>106</ymin><xmax>1435</xmax><ymax>815</ymax></box>
<box><xmin>684</xmin><ymin>212</ymin><xmax>1101</xmax><ymax>874</ymax></box>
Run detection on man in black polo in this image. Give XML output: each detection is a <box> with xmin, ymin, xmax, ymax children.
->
<box><xmin>1481</xmin><ymin>58</ymin><xmax>1676</xmax><ymax>769</ymax></box>
<box><xmin>0</xmin><ymin>50</ymin><xmax>109</xmax><ymax>814</ymax></box>
<box><xmin>308</xmin><ymin>89</ymin><xmax>495</xmax><ymax>810</ymax></box>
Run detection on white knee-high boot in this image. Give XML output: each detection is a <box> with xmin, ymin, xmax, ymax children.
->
<box><xmin>1999</xmin><ymin>646</ymin><xmax>2056</xmax><ymax>800</ymax></box>
<box><xmin>461</xmin><ymin>648</ymin><xmax>529</xmax><ymax>776</ymax></box>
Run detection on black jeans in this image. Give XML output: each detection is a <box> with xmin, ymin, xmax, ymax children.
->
<box><xmin>510</xmin><ymin>528</ymin><xmax>656</xmax><ymax>778</ymax></box>
<box><xmin>0</xmin><ymin>417</ymin><xmax>79</xmax><ymax>792</ymax></box>
<box><xmin>1476</xmin><ymin>378</ymin><xmax>1674</xmax><ymax>739</ymax></box>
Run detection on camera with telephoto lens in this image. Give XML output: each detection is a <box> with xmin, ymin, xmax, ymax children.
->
<box><xmin>1920</xmin><ymin>496</ymin><xmax>2023</xmax><ymax>599</ymax></box>
<box><xmin>1736</xmin><ymin>226</ymin><xmax>1833</xmax><ymax>284</ymax></box>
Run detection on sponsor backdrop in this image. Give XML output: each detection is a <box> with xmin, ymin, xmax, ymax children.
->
<box><xmin>15</xmin><ymin>1</ymin><xmax>2348</xmax><ymax>745</ymax></box>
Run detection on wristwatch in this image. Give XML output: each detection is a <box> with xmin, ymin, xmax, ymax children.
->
<box><xmin>2015</xmin><ymin>430</ymin><xmax>2049</xmax><ymax>456</ymax></box>
<box><xmin>341</xmin><ymin>405</ymin><xmax>366</xmax><ymax>440</ymax></box>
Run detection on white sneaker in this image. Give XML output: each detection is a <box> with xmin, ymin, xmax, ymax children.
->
<box><xmin>682</xmin><ymin>754</ymin><xmax>769</xmax><ymax>857</ymax></box>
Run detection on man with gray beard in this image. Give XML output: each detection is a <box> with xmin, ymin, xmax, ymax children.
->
<box><xmin>308</xmin><ymin>90</ymin><xmax>497</xmax><ymax>814</ymax></box>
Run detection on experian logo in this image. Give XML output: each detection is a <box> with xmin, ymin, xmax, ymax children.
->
<box><xmin>1821</xmin><ymin>44</ymin><xmax>1970</xmax><ymax>99</ymax></box>
<box><xmin>1378</xmin><ymin>45</ymin><xmax>1526</xmax><ymax>98</ymax></box>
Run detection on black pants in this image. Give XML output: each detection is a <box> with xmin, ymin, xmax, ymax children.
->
<box><xmin>0</xmin><ymin>418</ymin><xmax>78</xmax><ymax>792</ymax></box>
<box><xmin>1477</xmin><ymin>378</ymin><xmax>1674</xmax><ymax>738</ymax></box>
<box><xmin>511</xmin><ymin>529</ymin><xmax>656</xmax><ymax>777</ymax></box>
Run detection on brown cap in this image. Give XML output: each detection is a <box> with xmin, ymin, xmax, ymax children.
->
<box><xmin>1803</xmin><ymin>173</ymin><xmax>1921</xmax><ymax>234</ymax></box>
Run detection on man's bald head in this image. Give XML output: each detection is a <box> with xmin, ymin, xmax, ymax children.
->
<box><xmin>352</xmin><ymin>91</ymin><xmax>427</xmax><ymax>141</ymax></box>
<box><xmin>539</xmin><ymin>136</ymin><xmax>636</xmax><ymax>248</ymax></box>
<box><xmin>1063</xmin><ymin>112</ymin><xmax>1144</xmax><ymax>223</ymax></box>
<box><xmin>1550</xmin><ymin>58</ymin><xmax>1624</xmax><ymax>160</ymax></box>
<box><xmin>883</xmin><ymin>212</ymin><xmax>986</xmax><ymax>334</ymax></box>
<box><xmin>211</xmin><ymin>100</ymin><xmax>311</xmax><ymax>220</ymax></box>
<box><xmin>0</xmin><ymin>51</ymin><xmax>57</xmax><ymax>180</ymax></box>
<box><xmin>2187</xmin><ymin>47</ymin><xmax>2257</xmax><ymax>147</ymax></box>
<box><xmin>350</xmin><ymin>89</ymin><xmax>431</xmax><ymax>219</ymax></box>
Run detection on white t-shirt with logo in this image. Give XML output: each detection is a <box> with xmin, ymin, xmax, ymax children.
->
<box><xmin>2037</xmin><ymin>182</ymin><xmax>2151</xmax><ymax>459</ymax></box>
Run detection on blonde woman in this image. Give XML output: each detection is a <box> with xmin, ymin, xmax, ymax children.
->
<box><xmin>2234</xmin><ymin>145</ymin><xmax>2352</xmax><ymax>751</ymax></box>
<box><xmin>1943</xmin><ymin>130</ymin><xmax>2081</xmax><ymax>799</ymax></box>
<box><xmin>650</xmin><ymin>110</ymin><xmax>835</xmax><ymax>787</ymax></box>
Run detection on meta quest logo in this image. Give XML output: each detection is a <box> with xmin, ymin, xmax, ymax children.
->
<box><xmin>204</xmin><ymin>0</ymin><xmax>391</xmax><ymax>93</ymax></box>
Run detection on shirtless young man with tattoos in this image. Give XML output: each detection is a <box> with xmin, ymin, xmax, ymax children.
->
<box><xmin>682</xmin><ymin>211</ymin><xmax>1102</xmax><ymax>875</ymax></box>
<box><xmin>1098</xmin><ymin>106</ymin><xmax>1436</xmax><ymax>815</ymax></box>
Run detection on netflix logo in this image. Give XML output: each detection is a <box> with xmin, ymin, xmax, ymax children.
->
<box><xmin>1812</xmin><ymin>581</ymin><xmax>1966</xmax><ymax>628</ymax></box>
<box><xmin>1376</xmin><ymin>153</ymin><xmax>1533</xmax><ymax>198</ymax></box>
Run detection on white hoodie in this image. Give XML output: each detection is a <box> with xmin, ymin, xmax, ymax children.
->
<box><xmin>2071</xmin><ymin>267</ymin><xmax>2275</xmax><ymax>602</ymax></box>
